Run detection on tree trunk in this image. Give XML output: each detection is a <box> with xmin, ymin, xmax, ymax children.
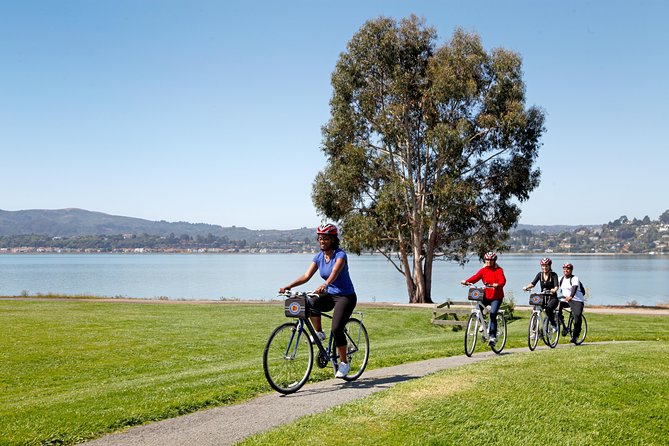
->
<box><xmin>410</xmin><ymin>223</ymin><xmax>433</xmax><ymax>304</ymax></box>
<box><xmin>398</xmin><ymin>240</ymin><xmax>415</xmax><ymax>301</ymax></box>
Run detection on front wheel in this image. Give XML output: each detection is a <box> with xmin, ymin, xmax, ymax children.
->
<box><xmin>528</xmin><ymin>312</ymin><xmax>540</xmax><ymax>351</ymax></box>
<box><xmin>263</xmin><ymin>322</ymin><xmax>313</xmax><ymax>394</ymax></box>
<box><xmin>464</xmin><ymin>313</ymin><xmax>479</xmax><ymax>357</ymax></box>
<box><xmin>568</xmin><ymin>313</ymin><xmax>588</xmax><ymax>345</ymax></box>
<box><xmin>543</xmin><ymin>313</ymin><xmax>560</xmax><ymax>348</ymax></box>
<box><xmin>491</xmin><ymin>313</ymin><xmax>507</xmax><ymax>354</ymax></box>
<box><xmin>341</xmin><ymin>318</ymin><xmax>369</xmax><ymax>381</ymax></box>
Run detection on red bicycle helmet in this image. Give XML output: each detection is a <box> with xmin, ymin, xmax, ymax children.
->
<box><xmin>540</xmin><ymin>257</ymin><xmax>552</xmax><ymax>266</ymax></box>
<box><xmin>562</xmin><ymin>263</ymin><xmax>573</xmax><ymax>269</ymax></box>
<box><xmin>483</xmin><ymin>252</ymin><xmax>497</xmax><ymax>261</ymax></box>
<box><xmin>316</xmin><ymin>223</ymin><xmax>338</xmax><ymax>236</ymax></box>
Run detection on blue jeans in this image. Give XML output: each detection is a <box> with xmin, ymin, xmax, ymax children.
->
<box><xmin>484</xmin><ymin>299</ymin><xmax>502</xmax><ymax>338</ymax></box>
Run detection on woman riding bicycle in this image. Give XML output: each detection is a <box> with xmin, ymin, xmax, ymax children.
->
<box><xmin>278</xmin><ymin>223</ymin><xmax>357</xmax><ymax>378</ymax></box>
<box><xmin>461</xmin><ymin>252</ymin><xmax>506</xmax><ymax>346</ymax></box>
<box><xmin>522</xmin><ymin>257</ymin><xmax>559</xmax><ymax>327</ymax></box>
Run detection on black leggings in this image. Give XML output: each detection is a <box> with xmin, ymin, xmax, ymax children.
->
<box><xmin>310</xmin><ymin>293</ymin><xmax>357</xmax><ymax>347</ymax></box>
<box><xmin>544</xmin><ymin>295</ymin><xmax>560</xmax><ymax>323</ymax></box>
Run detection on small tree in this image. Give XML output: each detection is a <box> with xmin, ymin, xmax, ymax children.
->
<box><xmin>660</xmin><ymin>210</ymin><xmax>669</xmax><ymax>224</ymax></box>
<box><xmin>313</xmin><ymin>16</ymin><xmax>546</xmax><ymax>303</ymax></box>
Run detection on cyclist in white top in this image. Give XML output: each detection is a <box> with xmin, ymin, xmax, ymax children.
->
<box><xmin>559</xmin><ymin>263</ymin><xmax>585</xmax><ymax>343</ymax></box>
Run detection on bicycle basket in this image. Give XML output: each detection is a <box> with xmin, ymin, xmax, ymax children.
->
<box><xmin>284</xmin><ymin>296</ymin><xmax>309</xmax><ymax>318</ymax></box>
<box><xmin>467</xmin><ymin>287</ymin><xmax>485</xmax><ymax>301</ymax></box>
<box><xmin>529</xmin><ymin>293</ymin><xmax>545</xmax><ymax>306</ymax></box>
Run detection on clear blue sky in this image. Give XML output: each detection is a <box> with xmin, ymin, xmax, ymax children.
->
<box><xmin>1</xmin><ymin>1</ymin><xmax>667</xmax><ymax>230</ymax></box>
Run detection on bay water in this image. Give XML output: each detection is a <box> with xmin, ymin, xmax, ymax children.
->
<box><xmin>1</xmin><ymin>253</ymin><xmax>668</xmax><ymax>306</ymax></box>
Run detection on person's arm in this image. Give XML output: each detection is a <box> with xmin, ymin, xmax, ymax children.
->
<box><xmin>279</xmin><ymin>262</ymin><xmax>318</xmax><ymax>293</ymax></box>
<box><xmin>314</xmin><ymin>257</ymin><xmax>346</xmax><ymax>294</ymax></box>
<box><xmin>565</xmin><ymin>277</ymin><xmax>578</xmax><ymax>302</ymax></box>
<box><xmin>523</xmin><ymin>272</ymin><xmax>541</xmax><ymax>291</ymax></box>
<box><xmin>461</xmin><ymin>269</ymin><xmax>483</xmax><ymax>286</ymax></box>
<box><xmin>490</xmin><ymin>268</ymin><xmax>506</xmax><ymax>289</ymax></box>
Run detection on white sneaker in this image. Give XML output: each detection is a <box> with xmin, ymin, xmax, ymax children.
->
<box><xmin>309</xmin><ymin>331</ymin><xmax>326</xmax><ymax>343</ymax></box>
<box><xmin>488</xmin><ymin>337</ymin><xmax>497</xmax><ymax>347</ymax></box>
<box><xmin>335</xmin><ymin>362</ymin><xmax>350</xmax><ymax>378</ymax></box>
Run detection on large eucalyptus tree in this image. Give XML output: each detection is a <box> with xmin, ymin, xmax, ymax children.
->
<box><xmin>313</xmin><ymin>16</ymin><xmax>546</xmax><ymax>303</ymax></box>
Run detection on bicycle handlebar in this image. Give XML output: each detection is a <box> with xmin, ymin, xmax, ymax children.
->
<box><xmin>461</xmin><ymin>283</ymin><xmax>495</xmax><ymax>288</ymax></box>
<box><xmin>525</xmin><ymin>289</ymin><xmax>554</xmax><ymax>295</ymax></box>
<box><xmin>278</xmin><ymin>291</ymin><xmax>319</xmax><ymax>299</ymax></box>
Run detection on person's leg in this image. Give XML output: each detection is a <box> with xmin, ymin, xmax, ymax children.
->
<box><xmin>488</xmin><ymin>299</ymin><xmax>501</xmax><ymax>338</ymax></box>
<box><xmin>309</xmin><ymin>294</ymin><xmax>334</xmax><ymax>334</ymax></box>
<box><xmin>570</xmin><ymin>301</ymin><xmax>584</xmax><ymax>340</ymax></box>
<box><xmin>545</xmin><ymin>296</ymin><xmax>559</xmax><ymax>327</ymax></box>
<box><xmin>331</xmin><ymin>294</ymin><xmax>357</xmax><ymax>362</ymax></box>
<box><xmin>558</xmin><ymin>301</ymin><xmax>568</xmax><ymax>335</ymax></box>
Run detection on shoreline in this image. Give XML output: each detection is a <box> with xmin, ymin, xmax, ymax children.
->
<box><xmin>2</xmin><ymin>296</ymin><xmax>668</xmax><ymax>315</ymax></box>
<box><xmin>1</xmin><ymin>251</ymin><xmax>668</xmax><ymax>256</ymax></box>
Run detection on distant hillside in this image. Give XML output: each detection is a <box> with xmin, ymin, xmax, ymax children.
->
<box><xmin>0</xmin><ymin>208</ymin><xmax>640</xmax><ymax>243</ymax></box>
<box><xmin>513</xmin><ymin>223</ymin><xmax>600</xmax><ymax>234</ymax></box>
<box><xmin>0</xmin><ymin>209</ymin><xmax>313</xmax><ymax>243</ymax></box>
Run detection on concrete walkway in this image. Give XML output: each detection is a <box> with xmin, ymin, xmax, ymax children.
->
<box><xmin>83</xmin><ymin>343</ymin><xmax>607</xmax><ymax>446</ymax></box>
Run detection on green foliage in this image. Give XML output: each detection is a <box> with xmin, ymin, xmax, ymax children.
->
<box><xmin>313</xmin><ymin>16</ymin><xmax>546</xmax><ymax>302</ymax></box>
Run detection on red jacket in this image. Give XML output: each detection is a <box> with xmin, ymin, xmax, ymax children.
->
<box><xmin>466</xmin><ymin>266</ymin><xmax>506</xmax><ymax>301</ymax></box>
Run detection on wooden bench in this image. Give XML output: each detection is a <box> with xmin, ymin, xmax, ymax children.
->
<box><xmin>431</xmin><ymin>300</ymin><xmax>471</xmax><ymax>328</ymax></box>
<box><xmin>431</xmin><ymin>299</ymin><xmax>515</xmax><ymax>329</ymax></box>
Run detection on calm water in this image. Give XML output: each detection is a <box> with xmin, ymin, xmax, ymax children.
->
<box><xmin>1</xmin><ymin>253</ymin><xmax>668</xmax><ymax>306</ymax></box>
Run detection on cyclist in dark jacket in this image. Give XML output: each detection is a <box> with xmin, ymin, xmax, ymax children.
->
<box><xmin>523</xmin><ymin>257</ymin><xmax>559</xmax><ymax>326</ymax></box>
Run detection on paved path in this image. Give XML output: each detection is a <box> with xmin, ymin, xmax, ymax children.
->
<box><xmin>83</xmin><ymin>343</ymin><xmax>618</xmax><ymax>446</ymax></box>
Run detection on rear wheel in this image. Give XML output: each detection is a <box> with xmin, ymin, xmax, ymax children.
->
<box><xmin>491</xmin><ymin>313</ymin><xmax>507</xmax><ymax>354</ymax></box>
<box><xmin>341</xmin><ymin>318</ymin><xmax>369</xmax><ymax>381</ymax></box>
<box><xmin>568</xmin><ymin>313</ymin><xmax>588</xmax><ymax>345</ymax></box>
<box><xmin>263</xmin><ymin>322</ymin><xmax>313</xmax><ymax>394</ymax></box>
<box><xmin>464</xmin><ymin>313</ymin><xmax>479</xmax><ymax>357</ymax></box>
<box><xmin>528</xmin><ymin>312</ymin><xmax>540</xmax><ymax>351</ymax></box>
<box><xmin>543</xmin><ymin>313</ymin><xmax>560</xmax><ymax>348</ymax></box>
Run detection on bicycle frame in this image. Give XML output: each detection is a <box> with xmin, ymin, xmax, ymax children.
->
<box><xmin>292</xmin><ymin>306</ymin><xmax>364</xmax><ymax>371</ymax></box>
<box><xmin>470</xmin><ymin>301</ymin><xmax>490</xmax><ymax>340</ymax></box>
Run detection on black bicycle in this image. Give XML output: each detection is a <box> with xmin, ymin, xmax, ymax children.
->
<box><xmin>557</xmin><ymin>298</ymin><xmax>588</xmax><ymax>345</ymax></box>
<box><xmin>263</xmin><ymin>291</ymin><xmax>370</xmax><ymax>394</ymax></box>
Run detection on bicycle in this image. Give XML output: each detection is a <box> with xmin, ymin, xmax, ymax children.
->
<box><xmin>526</xmin><ymin>290</ymin><xmax>559</xmax><ymax>350</ymax></box>
<box><xmin>263</xmin><ymin>291</ymin><xmax>370</xmax><ymax>394</ymax></box>
<box><xmin>462</xmin><ymin>285</ymin><xmax>507</xmax><ymax>357</ymax></box>
<box><xmin>557</xmin><ymin>298</ymin><xmax>588</xmax><ymax>345</ymax></box>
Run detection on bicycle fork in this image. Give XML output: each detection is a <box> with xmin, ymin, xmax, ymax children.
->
<box><xmin>476</xmin><ymin>305</ymin><xmax>491</xmax><ymax>340</ymax></box>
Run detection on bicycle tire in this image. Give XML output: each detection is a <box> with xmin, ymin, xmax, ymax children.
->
<box><xmin>542</xmin><ymin>313</ymin><xmax>560</xmax><ymax>348</ymax></box>
<box><xmin>263</xmin><ymin>322</ymin><xmax>313</xmax><ymax>394</ymax></box>
<box><xmin>491</xmin><ymin>313</ymin><xmax>507</xmax><ymax>354</ymax></box>
<box><xmin>568</xmin><ymin>313</ymin><xmax>588</xmax><ymax>345</ymax></box>
<box><xmin>341</xmin><ymin>318</ymin><xmax>369</xmax><ymax>382</ymax></box>
<box><xmin>528</xmin><ymin>312</ymin><xmax>540</xmax><ymax>351</ymax></box>
<box><xmin>464</xmin><ymin>312</ymin><xmax>479</xmax><ymax>357</ymax></box>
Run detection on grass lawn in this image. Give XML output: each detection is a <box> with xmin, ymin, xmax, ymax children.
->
<box><xmin>1</xmin><ymin>298</ymin><xmax>667</xmax><ymax>445</ymax></box>
<box><xmin>241</xmin><ymin>342</ymin><xmax>669</xmax><ymax>446</ymax></box>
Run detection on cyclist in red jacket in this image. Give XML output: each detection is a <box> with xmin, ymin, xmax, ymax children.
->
<box><xmin>461</xmin><ymin>252</ymin><xmax>507</xmax><ymax>346</ymax></box>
